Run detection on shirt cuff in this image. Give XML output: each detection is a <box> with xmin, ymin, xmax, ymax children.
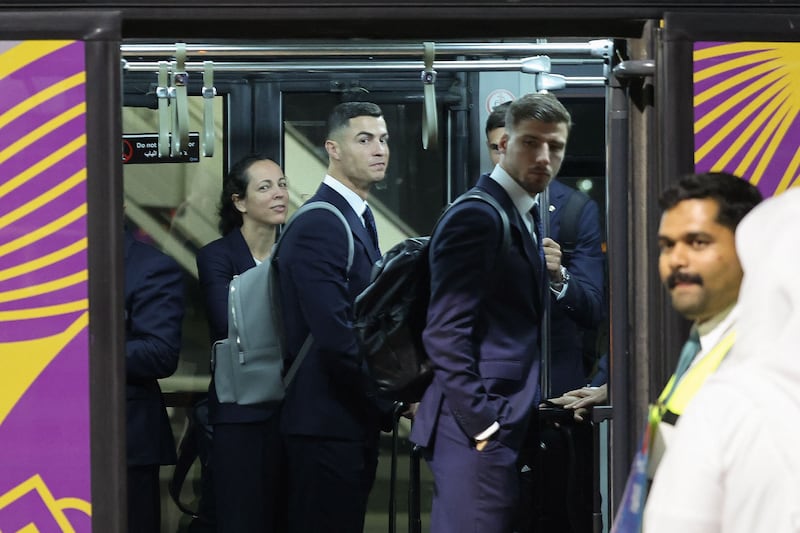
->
<box><xmin>549</xmin><ymin>265</ymin><xmax>569</xmax><ymax>299</ymax></box>
<box><xmin>550</xmin><ymin>280</ymin><xmax>568</xmax><ymax>299</ymax></box>
<box><xmin>474</xmin><ymin>421</ymin><xmax>500</xmax><ymax>441</ymax></box>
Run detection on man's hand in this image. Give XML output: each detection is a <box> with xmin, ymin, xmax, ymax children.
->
<box><xmin>543</xmin><ymin>384</ymin><xmax>608</xmax><ymax>422</ymax></box>
<box><xmin>542</xmin><ymin>237</ymin><xmax>563</xmax><ymax>282</ymax></box>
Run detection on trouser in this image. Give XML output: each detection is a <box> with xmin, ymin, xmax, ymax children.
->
<box><xmin>212</xmin><ymin>415</ymin><xmax>286</xmax><ymax>533</ymax></box>
<box><xmin>423</xmin><ymin>410</ymin><xmax>520</xmax><ymax>533</ymax></box>
<box><xmin>283</xmin><ymin>434</ymin><xmax>379</xmax><ymax>533</ymax></box>
<box><xmin>127</xmin><ymin>464</ymin><xmax>160</xmax><ymax>533</ymax></box>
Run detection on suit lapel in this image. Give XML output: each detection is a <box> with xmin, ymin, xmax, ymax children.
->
<box><xmin>477</xmin><ymin>177</ymin><xmax>546</xmax><ymax>306</ymax></box>
<box><xmin>545</xmin><ymin>180</ymin><xmax>570</xmax><ymax>238</ymax></box>
<box><xmin>228</xmin><ymin>228</ymin><xmax>257</xmax><ymax>274</ymax></box>
<box><xmin>314</xmin><ymin>184</ymin><xmax>382</xmax><ymax>263</ymax></box>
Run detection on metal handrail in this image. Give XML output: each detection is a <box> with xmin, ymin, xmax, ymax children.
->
<box><xmin>121</xmin><ymin>39</ymin><xmax>613</xmax><ymax>59</ymax></box>
<box><xmin>122</xmin><ymin>58</ymin><xmax>605</xmax><ymax>73</ymax></box>
<box><xmin>122</xmin><ymin>58</ymin><xmax>608</xmax><ymax>87</ymax></box>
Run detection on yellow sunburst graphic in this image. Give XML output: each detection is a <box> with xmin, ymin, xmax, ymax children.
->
<box><xmin>693</xmin><ymin>42</ymin><xmax>800</xmax><ymax>196</ymax></box>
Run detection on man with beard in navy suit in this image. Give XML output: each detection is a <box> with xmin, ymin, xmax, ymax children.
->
<box><xmin>411</xmin><ymin>93</ymin><xmax>575</xmax><ymax>533</ymax></box>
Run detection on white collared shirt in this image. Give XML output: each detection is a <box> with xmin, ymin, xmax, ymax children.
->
<box><xmin>650</xmin><ymin>304</ymin><xmax>739</xmax><ymax>471</ymax></box>
<box><xmin>489</xmin><ymin>164</ymin><xmax>537</xmax><ymax>236</ymax></box>
<box><xmin>691</xmin><ymin>303</ymin><xmax>738</xmax><ymax>372</ymax></box>
<box><xmin>323</xmin><ymin>174</ymin><xmax>369</xmax><ymax>226</ymax></box>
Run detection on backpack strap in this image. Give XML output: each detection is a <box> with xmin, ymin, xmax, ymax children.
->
<box><xmin>278</xmin><ymin>201</ymin><xmax>354</xmax><ymax>270</ymax></box>
<box><xmin>557</xmin><ymin>189</ymin><xmax>590</xmax><ymax>268</ymax></box>
<box><xmin>446</xmin><ymin>189</ymin><xmax>511</xmax><ymax>252</ymax></box>
<box><xmin>274</xmin><ymin>201</ymin><xmax>355</xmax><ymax>388</ymax></box>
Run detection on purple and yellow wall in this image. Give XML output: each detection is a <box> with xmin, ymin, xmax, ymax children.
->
<box><xmin>694</xmin><ymin>41</ymin><xmax>800</xmax><ymax>196</ymax></box>
<box><xmin>0</xmin><ymin>40</ymin><xmax>92</xmax><ymax>531</ymax></box>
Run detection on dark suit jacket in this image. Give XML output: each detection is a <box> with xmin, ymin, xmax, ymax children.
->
<box><xmin>410</xmin><ymin>175</ymin><xmax>545</xmax><ymax>451</ymax></box>
<box><xmin>196</xmin><ymin>227</ymin><xmax>275</xmax><ymax>424</ymax></box>
<box><xmin>124</xmin><ymin>230</ymin><xmax>184</xmax><ymax>466</ymax></box>
<box><xmin>275</xmin><ymin>183</ymin><xmax>384</xmax><ymax>444</ymax></box>
<box><xmin>546</xmin><ymin>179</ymin><xmax>606</xmax><ymax>394</ymax></box>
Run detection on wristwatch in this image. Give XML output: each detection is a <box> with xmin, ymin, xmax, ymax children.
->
<box><xmin>551</xmin><ymin>265</ymin><xmax>570</xmax><ymax>292</ymax></box>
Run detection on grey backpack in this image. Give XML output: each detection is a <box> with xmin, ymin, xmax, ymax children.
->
<box><xmin>211</xmin><ymin>201</ymin><xmax>353</xmax><ymax>405</ymax></box>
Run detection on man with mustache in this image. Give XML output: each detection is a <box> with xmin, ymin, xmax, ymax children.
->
<box><xmin>648</xmin><ymin>171</ymin><xmax>762</xmax><ymax>478</ymax></box>
<box><xmin>645</xmin><ymin>188</ymin><xmax>800</xmax><ymax>533</ymax></box>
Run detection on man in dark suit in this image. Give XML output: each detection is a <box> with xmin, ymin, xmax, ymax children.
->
<box><xmin>410</xmin><ymin>93</ymin><xmax>571</xmax><ymax>533</ymax></box>
<box><xmin>485</xmin><ymin>101</ymin><xmax>605</xmax><ymax>395</ymax></box>
<box><xmin>124</xmin><ymin>228</ymin><xmax>184</xmax><ymax>533</ymax></box>
<box><xmin>275</xmin><ymin>101</ymin><xmax>390</xmax><ymax>533</ymax></box>
<box><xmin>485</xmin><ymin>99</ymin><xmax>605</xmax><ymax>532</ymax></box>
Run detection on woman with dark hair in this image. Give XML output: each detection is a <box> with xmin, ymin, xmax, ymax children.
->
<box><xmin>196</xmin><ymin>154</ymin><xmax>289</xmax><ymax>533</ymax></box>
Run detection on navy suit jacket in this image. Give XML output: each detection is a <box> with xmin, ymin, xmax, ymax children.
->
<box><xmin>275</xmin><ymin>183</ymin><xmax>385</xmax><ymax>443</ymax></box>
<box><xmin>196</xmin><ymin>227</ymin><xmax>276</xmax><ymax>424</ymax></box>
<box><xmin>124</xmin><ymin>230</ymin><xmax>184</xmax><ymax>466</ymax></box>
<box><xmin>546</xmin><ymin>179</ymin><xmax>606</xmax><ymax>394</ymax></box>
<box><xmin>410</xmin><ymin>175</ymin><xmax>545</xmax><ymax>451</ymax></box>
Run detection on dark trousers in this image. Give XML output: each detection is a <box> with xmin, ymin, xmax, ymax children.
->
<box><xmin>422</xmin><ymin>410</ymin><xmax>520</xmax><ymax>533</ymax></box>
<box><xmin>212</xmin><ymin>414</ymin><xmax>286</xmax><ymax>533</ymax></box>
<box><xmin>127</xmin><ymin>464</ymin><xmax>160</xmax><ymax>533</ymax></box>
<box><xmin>284</xmin><ymin>434</ymin><xmax>379</xmax><ymax>533</ymax></box>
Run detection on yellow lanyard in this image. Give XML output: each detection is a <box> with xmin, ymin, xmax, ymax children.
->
<box><xmin>650</xmin><ymin>330</ymin><xmax>736</xmax><ymax>426</ymax></box>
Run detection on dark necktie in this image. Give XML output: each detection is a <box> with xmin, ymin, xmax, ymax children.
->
<box><xmin>673</xmin><ymin>328</ymin><xmax>701</xmax><ymax>382</ymax></box>
<box><xmin>530</xmin><ymin>205</ymin><xmax>545</xmax><ymax>263</ymax></box>
<box><xmin>362</xmin><ymin>204</ymin><xmax>380</xmax><ymax>254</ymax></box>
<box><xmin>663</xmin><ymin>328</ymin><xmax>701</xmax><ymax>402</ymax></box>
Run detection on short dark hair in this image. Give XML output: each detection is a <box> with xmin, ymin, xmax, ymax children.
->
<box><xmin>218</xmin><ymin>153</ymin><xmax>274</xmax><ymax>235</ymax></box>
<box><xmin>659</xmin><ymin>172</ymin><xmax>763</xmax><ymax>231</ymax></box>
<box><xmin>327</xmin><ymin>101</ymin><xmax>383</xmax><ymax>139</ymax></box>
<box><xmin>505</xmin><ymin>92</ymin><xmax>572</xmax><ymax>134</ymax></box>
<box><xmin>485</xmin><ymin>100</ymin><xmax>511</xmax><ymax>137</ymax></box>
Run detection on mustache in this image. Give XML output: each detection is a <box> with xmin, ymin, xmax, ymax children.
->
<box><xmin>667</xmin><ymin>271</ymin><xmax>704</xmax><ymax>289</ymax></box>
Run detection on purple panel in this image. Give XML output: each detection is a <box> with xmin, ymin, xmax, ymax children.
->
<box><xmin>0</xmin><ymin>276</ymin><xmax>88</xmax><ymax>310</ymax></box>
<box><xmin>0</xmin><ymin>41</ymin><xmax>84</xmax><ymax>116</ymax></box>
<box><xmin>0</xmin><ymin>491</ymin><xmax>66</xmax><ymax>532</ymax></box>
<box><xmin>0</xmin><ymin>217</ymin><xmax>87</xmax><ymax>271</ymax></box>
<box><xmin>758</xmin><ymin>118</ymin><xmax>800</xmax><ymax>194</ymax></box>
<box><xmin>0</xmin><ymin>331</ymin><xmax>90</xmax><ymax>530</ymax></box>
<box><xmin>0</xmin><ymin>115</ymin><xmax>86</xmax><ymax>180</ymax></box>
<box><xmin>0</xmin><ymin>84</ymin><xmax>86</xmax><ymax>152</ymax></box>
<box><xmin>0</xmin><ymin>312</ymin><xmax>86</xmax><ymax>343</ymax></box>
<box><xmin>0</xmin><ymin>39</ymin><xmax>91</xmax><ymax>533</ymax></box>
<box><xmin>0</xmin><ymin>253</ymin><xmax>87</xmax><ymax>290</ymax></box>
<box><xmin>0</xmin><ymin>152</ymin><xmax>85</xmax><ymax>231</ymax></box>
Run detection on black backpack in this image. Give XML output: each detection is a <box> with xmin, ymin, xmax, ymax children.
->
<box><xmin>353</xmin><ymin>189</ymin><xmax>510</xmax><ymax>404</ymax></box>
